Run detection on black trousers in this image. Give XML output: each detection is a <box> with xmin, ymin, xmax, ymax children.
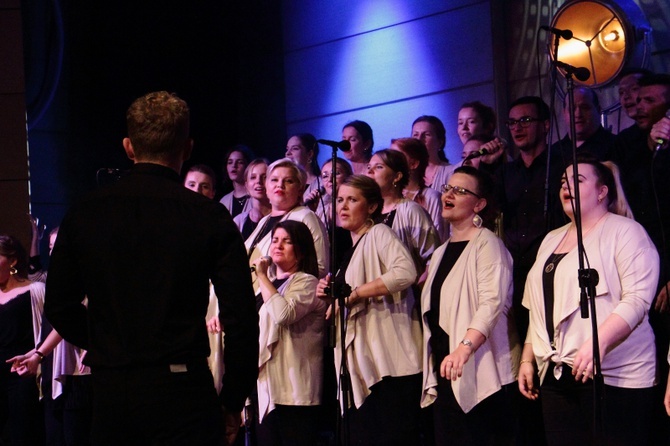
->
<box><xmin>90</xmin><ymin>361</ymin><xmax>221</xmax><ymax>446</ymax></box>
<box><xmin>540</xmin><ymin>363</ymin><xmax>655</xmax><ymax>446</ymax></box>
<box><xmin>255</xmin><ymin>404</ymin><xmax>321</xmax><ymax>446</ymax></box>
<box><xmin>432</xmin><ymin>377</ymin><xmax>518</xmax><ymax>446</ymax></box>
<box><xmin>346</xmin><ymin>373</ymin><xmax>422</xmax><ymax>446</ymax></box>
<box><xmin>0</xmin><ymin>370</ymin><xmax>44</xmax><ymax>445</ymax></box>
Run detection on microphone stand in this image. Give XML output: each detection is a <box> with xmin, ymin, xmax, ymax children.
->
<box><xmin>323</xmin><ymin>145</ymin><xmax>350</xmax><ymax>446</ymax></box>
<box><xmin>564</xmin><ymin>70</ymin><xmax>604</xmax><ymax>445</ymax></box>
<box><xmin>544</xmin><ymin>30</ymin><xmax>563</xmax><ymax>226</ymax></box>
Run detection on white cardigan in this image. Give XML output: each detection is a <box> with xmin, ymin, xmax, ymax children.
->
<box><xmin>411</xmin><ymin>186</ymin><xmax>448</xmax><ymax>243</ymax></box>
<box><xmin>257</xmin><ymin>272</ymin><xmax>326</xmax><ymax>421</ymax></box>
<box><xmin>337</xmin><ymin>224</ymin><xmax>421</xmax><ymax>409</ymax></box>
<box><xmin>391</xmin><ymin>200</ymin><xmax>440</xmax><ymax>275</ymax></box>
<box><xmin>420</xmin><ymin>228</ymin><xmax>520</xmax><ymax>413</ymax></box>
<box><xmin>523</xmin><ymin>213</ymin><xmax>658</xmax><ymax>388</ymax></box>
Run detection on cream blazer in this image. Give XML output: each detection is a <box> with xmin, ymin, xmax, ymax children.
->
<box><xmin>420</xmin><ymin>228</ymin><xmax>520</xmax><ymax>413</ymax></box>
<box><xmin>337</xmin><ymin>224</ymin><xmax>421</xmax><ymax>409</ymax></box>
<box><xmin>523</xmin><ymin>213</ymin><xmax>658</xmax><ymax>387</ymax></box>
<box><xmin>257</xmin><ymin>272</ymin><xmax>325</xmax><ymax>421</ymax></box>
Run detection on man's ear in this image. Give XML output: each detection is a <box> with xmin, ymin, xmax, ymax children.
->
<box><xmin>123</xmin><ymin>138</ymin><xmax>135</xmax><ymax>161</ymax></box>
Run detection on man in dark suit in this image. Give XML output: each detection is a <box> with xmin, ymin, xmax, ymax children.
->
<box><xmin>45</xmin><ymin>91</ymin><xmax>258</xmax><ymax>445</ymax></box>
<box><xmin>551</xmin><ymin>86</ymin><xmax>615</xmax><ymax>163</ymax></box>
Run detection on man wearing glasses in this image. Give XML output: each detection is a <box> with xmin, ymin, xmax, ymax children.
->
<box><xmin>495</xmin><ymin>96</ymin><xmax>567</xmax><ymax>341</ymax></box>
<box><xmin>495</xmin><ymin>96</ymin><xmax>567</xmax><ymax>446</ymax></box>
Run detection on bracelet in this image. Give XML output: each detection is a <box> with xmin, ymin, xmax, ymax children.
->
<box><xmin>520</xmin><ymin>359</ymin><xmax>533</xmax><ymax>366</ymax></box>
<box><xmin>34</xmin><ymin>350</ymin><xmax>45</xmax><ymax>362</ymax></box>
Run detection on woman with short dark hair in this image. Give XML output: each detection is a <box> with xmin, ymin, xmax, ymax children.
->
<box><xmin>252</xmin><ymin>220</ymin><xmax>326</xmax><ymax>445</ymax></box>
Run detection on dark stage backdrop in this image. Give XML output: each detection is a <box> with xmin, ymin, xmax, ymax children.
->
<box><xmin>24</xmin><ymin>0</ymin><xmax>287</xmax><ymax>251</ymax></box>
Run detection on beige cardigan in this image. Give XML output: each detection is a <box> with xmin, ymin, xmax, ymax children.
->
<box><xmin>337</xmin><ymin>224</ymin><xmax>421</xmax><ymax>409</ymax></box>
<box><xmin>420</xmin><ymin>228</ymin><xmax>520</xmax><ymax>413</ymax></box>
<box><xmin>257</xmin><ymin>272</ymin><xmax>325</xmax><ymax>421</ymax></box>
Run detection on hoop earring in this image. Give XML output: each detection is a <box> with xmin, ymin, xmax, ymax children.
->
<box><xmin>366</xmin><ymin>217</ymin><xmax>375</xmax><ymax>227</ymax></box>
<box><xmin>9</xmin><ymin>266</ymin><xmax>18</xmax><ymax>276</ymax></box>
<box><xmin>472</xmin><ymin>213</ymin><xmax>483</xmax><ymax>228</ymax></box>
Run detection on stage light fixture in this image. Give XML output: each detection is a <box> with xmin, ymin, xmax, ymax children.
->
<box><xmin>549</xmin><ymin>0</ymin><xmax>650</xmax><ymax>87</ymax></box>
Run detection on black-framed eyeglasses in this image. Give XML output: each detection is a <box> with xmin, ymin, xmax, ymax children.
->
<box><xmin>441</xmin><ymin>184</ymin><xmax>481</xmax><ymax>198</ymax></box>
<box><xmin>506</xmin><ymin>116</ymin><xmax>541</xmax><ymax>128</ymax></box>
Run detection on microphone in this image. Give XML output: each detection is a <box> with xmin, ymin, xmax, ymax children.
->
<box><xmin>317</xmin><ymin>139</ymin><xmax>351</xmax><ymax>152</ymax></box>
<box><xmin>304</xmin><ymin>186</ymin><xmax>326</xmax><ymax>207</ymax></box>
<box><xmin>250</xmin><ymin>256</ymin><xmax>273</xmax><ymax>273</ymax></box>
<box><xmin>464</xmin><ymin>148</ymin><xmax>489</xmax><ymax>161</ymax></box>
<box><xmin>553</xmin><ymin>60</ymin><xmax>590</xmax><ymax>82</ymax></box>
<box><xmin>463</xmin><ymin>137</ymin><xmax>507</xmax><ymax>162</ymax></box>
<box><xmin>540</xmin><ymin>25</ymin><xmax>573</xmax><ymax>40</ymax></box>
<box><xmin>654</xmin><ymin>110</ymin><xmax>670</xmax><ymax>151</ymax></box>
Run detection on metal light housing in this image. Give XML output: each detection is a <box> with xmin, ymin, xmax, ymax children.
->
<box><xmin>549</xmin><ymin>0</ymin><xmax>651</xmax><ymax>87</ymax></box>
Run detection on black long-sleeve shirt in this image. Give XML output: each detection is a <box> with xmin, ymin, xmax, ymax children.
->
<box><xmin>608</xmin><ymin>124</ymin><xmax>670</xmax><ymax>285</ymax></box>
<box><xmin>45</xmin><ymin>163</ymin><xmax>258</xmax><ymax>411</ymax></box>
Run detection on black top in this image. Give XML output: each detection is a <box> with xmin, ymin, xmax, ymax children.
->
<box><xmin>550</xmin><ymin>125</ymin><xmax>616</xmax><ymax>164</ymax></box>
<box><xmin>241</xmin><ymin>215</ymin><xmax>259</xmax><ymax>241</ymax></box>
<box><xmin>247</xmin><ymin>215</ymin><xmax>283</xmax><ymax>258</ymax></box>
<box><xmin>542</xmin><ymin>252</ymin><xmax>568</xmax><ymax>346</ymax></box>
<box><xmin>231</xmin><ymin>195</ymin><xmax>249</xmax><ymax>218</ymax></box>
<box><xmin>495</xmin><ymin>150</ymin><xmax>567</xmax><ymax>275</ymax></box>
<box><xmin>427</xmin><ymin>240</ymin><xmax>469</xmax><ymax>369</ymax></box>
<box><xmin>0</xmin><ymin>291</ymin><xmax>34</xmax><ymax>367</ymax></box>
<box><xmin>45</xmin><ymin>163</ymin><xmax>259</xmax><ymax>411</ymax></box>
<box><xmin>495</xmin><ymin>149</ymin><xmax>567</xmax><ymax>339</ymax></box>
<box><xmin>608</xmin><ymin>124</ymin><xmax>670</xmax><ymax>286</ymax></box>
<box><xmin>377</xmin><ymin>209</ymin><xmax>397</xmax><ymax>228</ymax></box>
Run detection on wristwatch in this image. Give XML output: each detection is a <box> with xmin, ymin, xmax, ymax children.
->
<box><xmin>460</xmin><ymin>338</ymin><xmax>473</xmax><ymax>348</ymax></box>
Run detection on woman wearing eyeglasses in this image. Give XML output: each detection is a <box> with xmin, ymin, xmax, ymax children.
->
<box><xmin>420</xmin><ymin>166</ymin><xmax>520</xmax><ymax>445</ymax></box>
